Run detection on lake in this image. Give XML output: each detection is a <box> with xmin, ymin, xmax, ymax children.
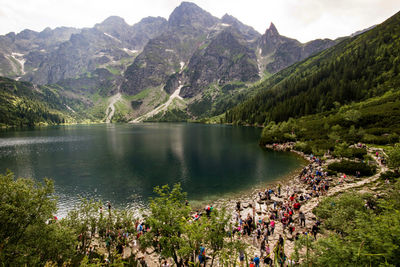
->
<box><xmin>0</xmin><ymin>123</ymin><xmax>304</xmax><ymax>216</ymax></box>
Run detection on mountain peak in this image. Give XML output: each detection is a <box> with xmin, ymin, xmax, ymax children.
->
<box><xmin>266</xmin><ymin>22</ymin><xmax>279</xmax><ymax>35</ymax></box>
<box><xmin>221</xmin><ymin>13</ymin><xmax>234</xmax><ymax>21</ymax></box>
<box><xmin>168</xmin><ymin>1</ymin><xmax>219</xmax><ymax>28</ymax></box>
<box><xmin>98</xmin><ymin>16</ymin><xmax>128</xmax><ymax>27</ymax></box>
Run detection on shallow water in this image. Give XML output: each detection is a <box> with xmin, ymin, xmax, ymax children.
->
<box><xmin>0</xmin><ymin>123</ymin><xmax>303</xmax><ymax>216</ymax></box>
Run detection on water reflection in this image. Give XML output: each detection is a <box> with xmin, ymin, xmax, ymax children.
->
<box><xmin>0</xmin><ymin>124</ymin><xmax>303</xmax><ymax>216</ymax></box>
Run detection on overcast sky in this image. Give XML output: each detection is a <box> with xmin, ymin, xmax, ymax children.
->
<box><xmin>1</xmin><ymin>0</ymin><xmax>399</xmax><ymax>42</ymax></box>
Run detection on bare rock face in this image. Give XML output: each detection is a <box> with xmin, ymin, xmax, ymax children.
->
<box><xmin>168</xmin><ymin>1</ymin><xmax>219</xmax><ymax>29</ymax></box>
<box><xmin>257</xmin><ymin>23</ymin><xmax>336</xmax><ymax>74</ymax></box>
<box><xmin>180</xmin><ymin>28</ymin><xmax>259</xmax><ymax>98</ymax></box>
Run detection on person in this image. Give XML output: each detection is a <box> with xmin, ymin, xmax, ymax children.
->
<box><xmin>205</xmin><ymin>205</ymin><xmax>212</xmax><ymax>217</ymax></box>
<box><xmin>299</xmin><ymin>211</ymin><xmax>306</xmax><ymax>227</ymax></box>
<box><xmin>278</xmin><ymin>183</ymin><xmax>281</xmax><ymax>196</ymax></box>
<box><xmin>239</xmin><ymin>249</ymin><xmax>245</xmax><ymax>267</ymax></box>
<box><xmin>260</xmin><ymin>238</ymin><xmax>266</xmax><ymax>258</ymax></box>
<box><xmin>199</xmin><ymin>246</ymin><xmax>206</xmax><ymax>266</ymax></box>
<box><xmin>270</xmin><ymin>220</ymin><xmax>275</xmax><ymax>235</ymax></box>
<box><xmin>237</xmin><ymin>201</ymin><xmax>241</xmax><ymax>211</ymax></box>
<box><xmin>249</xmin><ymin>258</ymin><xmax>255</xmax><ymax>267</ymax></box>
<box><xmin>139</xmin><ymin>256</ymin><xmax>147</xmax><ymax>267</ymax></box>
<box><xmin>263</xmin><ymin>255</ymin><xmax>273</xmax><ymax>266</ymax></box>
<box><xmin>161</xmin><ymin>260</ymin><xmax>170</xmax><ymax>267</ymax></box>
<box><xmin>312</xmin><ymin>223</ymin><xmax>319</xmax><ymax>240</ymax></box>
<box><xmin>254</xmin><ymin>254</ymin><xmax>260</xmax><ymax>267</ymax></box>
<box><xmin>278</xmin><ymin>235</ymin><xmax>284</xmax><ymax>246</ymax></box>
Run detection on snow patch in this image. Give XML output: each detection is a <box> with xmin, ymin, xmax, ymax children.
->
<box><xmin>165</xmin><ymin>49</ymin><xmax>174</xmax><ymax>52</ymax></box>
<box><xmin>221</xmin><ymin>23</ymin><xmax>231</xmax><ymax>27</ymax></box>
<box><xmin>123</xmin><ymin>48</ymin><xmax>138</xmax><ymax>54</ymax></box>
<box><xmin>65</xmin><ymin>104</ymin><xmax>75</xmax><ymax>113</ymax></box>
<box><xmin>180</xmin><ymin>62</ymin><xmax>185</xmax><ymax>71</ymax></box>
<box><xmin>103</xmin><ymin>32</ymin><xmax>122</xmax><ymax>43</ymax></box>
<box><xmin>10</xmin><ymin>52</ymin><xmax>26</xmax><ymax>75</ymax></box>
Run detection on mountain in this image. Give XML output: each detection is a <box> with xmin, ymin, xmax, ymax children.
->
<box><xmin>168</xmin><ymin>1</ymin><xmax>219</xmax><ymax>29</ymax></box>
<box><xmin>180</xmin><ymin>28</ymin><xmax>259</xmax><ymax>98</ymax></box>
<box><xmin>121</xmin><ymin>2</ymin><xmax>221</xmax><ymax>96</ymax></box>
<box><xmin>95</xmin><ymin>16</ymin><xmax>168</xmax><ymax>50</ymax></box>
<box><xmin>221</xmin><ymin>14</ymin><xmax>260</xmax><ymax>42</ymax></box>
<box><xmin>0</xmin><ymin>16</ymin><xmax>167</xmax><ymax>84</ymax></box>
<box><xmin>0</xmin><ymin>1</ymin><xmax>356</xmax><ymax>123</ymax></box>
<box><xmin>257</xmin><ymin>23</ymin><xmax>336</xmax><ymax>74</ymax></box>
<box><xmin>225</xmin><ymin>10</ymin><xmax>400</xmax><ymax>128</ymax></box>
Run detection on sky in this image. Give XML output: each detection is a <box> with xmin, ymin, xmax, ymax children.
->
<box><xmin>0</xmin><ymin>0</ymin><xmax>399</xmax><ymax>42</ymax></box>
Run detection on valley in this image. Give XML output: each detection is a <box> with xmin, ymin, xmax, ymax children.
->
<box><xmin>1</xmin><ymin>1</ymin><xmax>400</xmax><ymax>266</ymax></box>
<box><xmin>0</xmin><ymin>2</ymin><xmax>345</xmax><ymax>126</ymax></box>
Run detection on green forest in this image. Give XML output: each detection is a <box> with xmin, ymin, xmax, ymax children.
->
<box><xmin>225</xmin><ymin>11</ymin><xmax>400</xmax><ymax>128</ymax></box>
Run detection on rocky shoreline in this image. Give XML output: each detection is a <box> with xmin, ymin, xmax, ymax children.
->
<box><xmin>205</xmin><ymin>142</ymin><xmax>387</xmax><ymax>265</ymax></box>
<box><xmin>115</xmin><ymin>143</ymin><xmax>387</xmax><ymax>266</ymax></box>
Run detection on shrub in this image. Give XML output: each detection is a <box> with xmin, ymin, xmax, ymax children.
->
<box><xmin>380</xmin><ymin>171</ymin><xmax>400</xmax><ymax>182</ymax></box>
<box><xmin>294</xmin><ymin>142</ymin><xmax>313</xmax><ymax>155</ymax></box>
<box><xmin>328</xmin><ymin>160</ymin><xmax>376</xmax><ymax>176</ymax></box>
<box><xmin>349</xmin><ymin>147</ymin><xmax>368</xmax><ymax>159</ymax></box>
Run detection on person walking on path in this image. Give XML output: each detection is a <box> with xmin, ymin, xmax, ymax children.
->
<box><xmin>254</xmin><ymin>254</ymin><xmax>260</xmax><ymax>267</ymax></box>
<box><xmin>299</xmin><ymin>211</ymin><xmax>306</xmax><ymax>227</ymax></box>
<box><xmin>312</xmin><ymin>223</ymin><xmax>319</xmax><ymax>240</ymax></box>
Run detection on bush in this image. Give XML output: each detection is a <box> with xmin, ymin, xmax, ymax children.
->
<box><xmin>349</xmin><ymin>147</ymin><xmax>368</xmax><ymax>159</ymax></box>
<box><xmin>294</xmin><ymin>142</ymin><xmax>313</xmax><ymax>155</ymax></box>
<box><xmin>328</xmin><ymin>160</ymin><xmax>376</xmax><ymax>176</ymax></box>
<box><xmin>380</xmin><ymin>171</ymin><xmax>400</xmax><ymax>182</ymax></box>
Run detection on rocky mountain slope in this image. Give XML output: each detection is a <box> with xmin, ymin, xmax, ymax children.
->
<box><xmin>225</xmin><ymin>10</ymin><xmax>400</xmax><ymax>127</ymax></box>
<box><xmin>0</xmin><ymin>16</ymin><xmax>167</xmax><ymax>84</ymax></box>
<box><xmin>0</xmin><ymin>1</ymin><xmax>346</xmax><ymax>123</ymax></box>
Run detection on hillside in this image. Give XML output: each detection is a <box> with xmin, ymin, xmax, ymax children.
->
<box><xmin>225</xmin><ymin>10</ymin><xmax>400</xmax><ymax>128</ymax></box>
<box><xmin>0</xmin><ymin>77</ymin><xmax>101</xmax><ymax>127</ymax></box>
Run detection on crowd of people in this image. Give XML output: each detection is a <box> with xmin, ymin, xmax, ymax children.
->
<box><xmin>223</xmin><ymin>154</ymin><xmax>330</xmax><ymax>266</ymax></box>
<box><xmin>98</xmin><ymin>146</ymin><xmax>377</xmax><ymax>266</ymax></box>
<box><xmin>96</xmin><ymin>154</ymin><xmax>329</xmax><ymax>266</ymax></box>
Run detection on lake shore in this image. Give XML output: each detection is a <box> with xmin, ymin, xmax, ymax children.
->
<box><xmin>200</xmin><ymin>143</ymin><xmax>387</xmax><ymax>264</ymax></box>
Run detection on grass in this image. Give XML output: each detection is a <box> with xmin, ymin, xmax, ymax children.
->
<box><xmin>123</xmin><ymin>88</ymin><xmax>152</xmax><ymax>101</ymax></box>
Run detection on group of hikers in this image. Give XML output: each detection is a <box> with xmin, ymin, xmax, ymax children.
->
<box><xmin>221</xmin><ymin>153</ymin><xmax>331</xmax><ymax>266</ymax></box>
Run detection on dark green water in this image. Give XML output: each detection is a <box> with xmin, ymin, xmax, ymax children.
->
<box><xmin>0</xmin><ymin>123</ymin><xmax>303</xmax><ymax>215</ymax></box>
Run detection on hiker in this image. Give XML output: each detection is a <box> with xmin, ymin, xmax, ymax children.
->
<box><xmin>299</xmin><ymin>211</ymin><xmax>306</xmax><ymax>227</ymax></box>
<box><xmin>254</xmin><ymin>254</ymin><xmax>260</xmax><ymax>267</ymax></box>
<box><xmin>270</xmin><ymin>220</ymin><xmax>275</xmax><ymax>235</ymax></box>
<box><xmin>260</xmin><ymin>238</ymin><xmax>266</xmax><ymax>258</ymax></box>
<box><xmin>198</xmin><ymin>246</ymin><xmax>206</xmax><ymax>266</ymax></box>
<box><xmin>312</xmin><ymin>223</ymin><xmax>319</xmax><ymax>240</ymax></box>
<box><xmin>239</xmin><ymin>249</ymin><xmax>245</xmax><ymax>267</ymax></box>
<box><xmin>161</xmin><ymin>260</ymin><xmax>170</xmax><ymax>267</ymax></box>
<box><xmin>139</xmin><ymin>256</ymin><xmax>147</xmax><ymax>267</ymax></box>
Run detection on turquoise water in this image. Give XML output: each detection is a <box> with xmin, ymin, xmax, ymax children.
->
<box><xmin>0</xmin><ymin>123</ymin><xmax>303</xmax><ymax>215</ymax></box>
